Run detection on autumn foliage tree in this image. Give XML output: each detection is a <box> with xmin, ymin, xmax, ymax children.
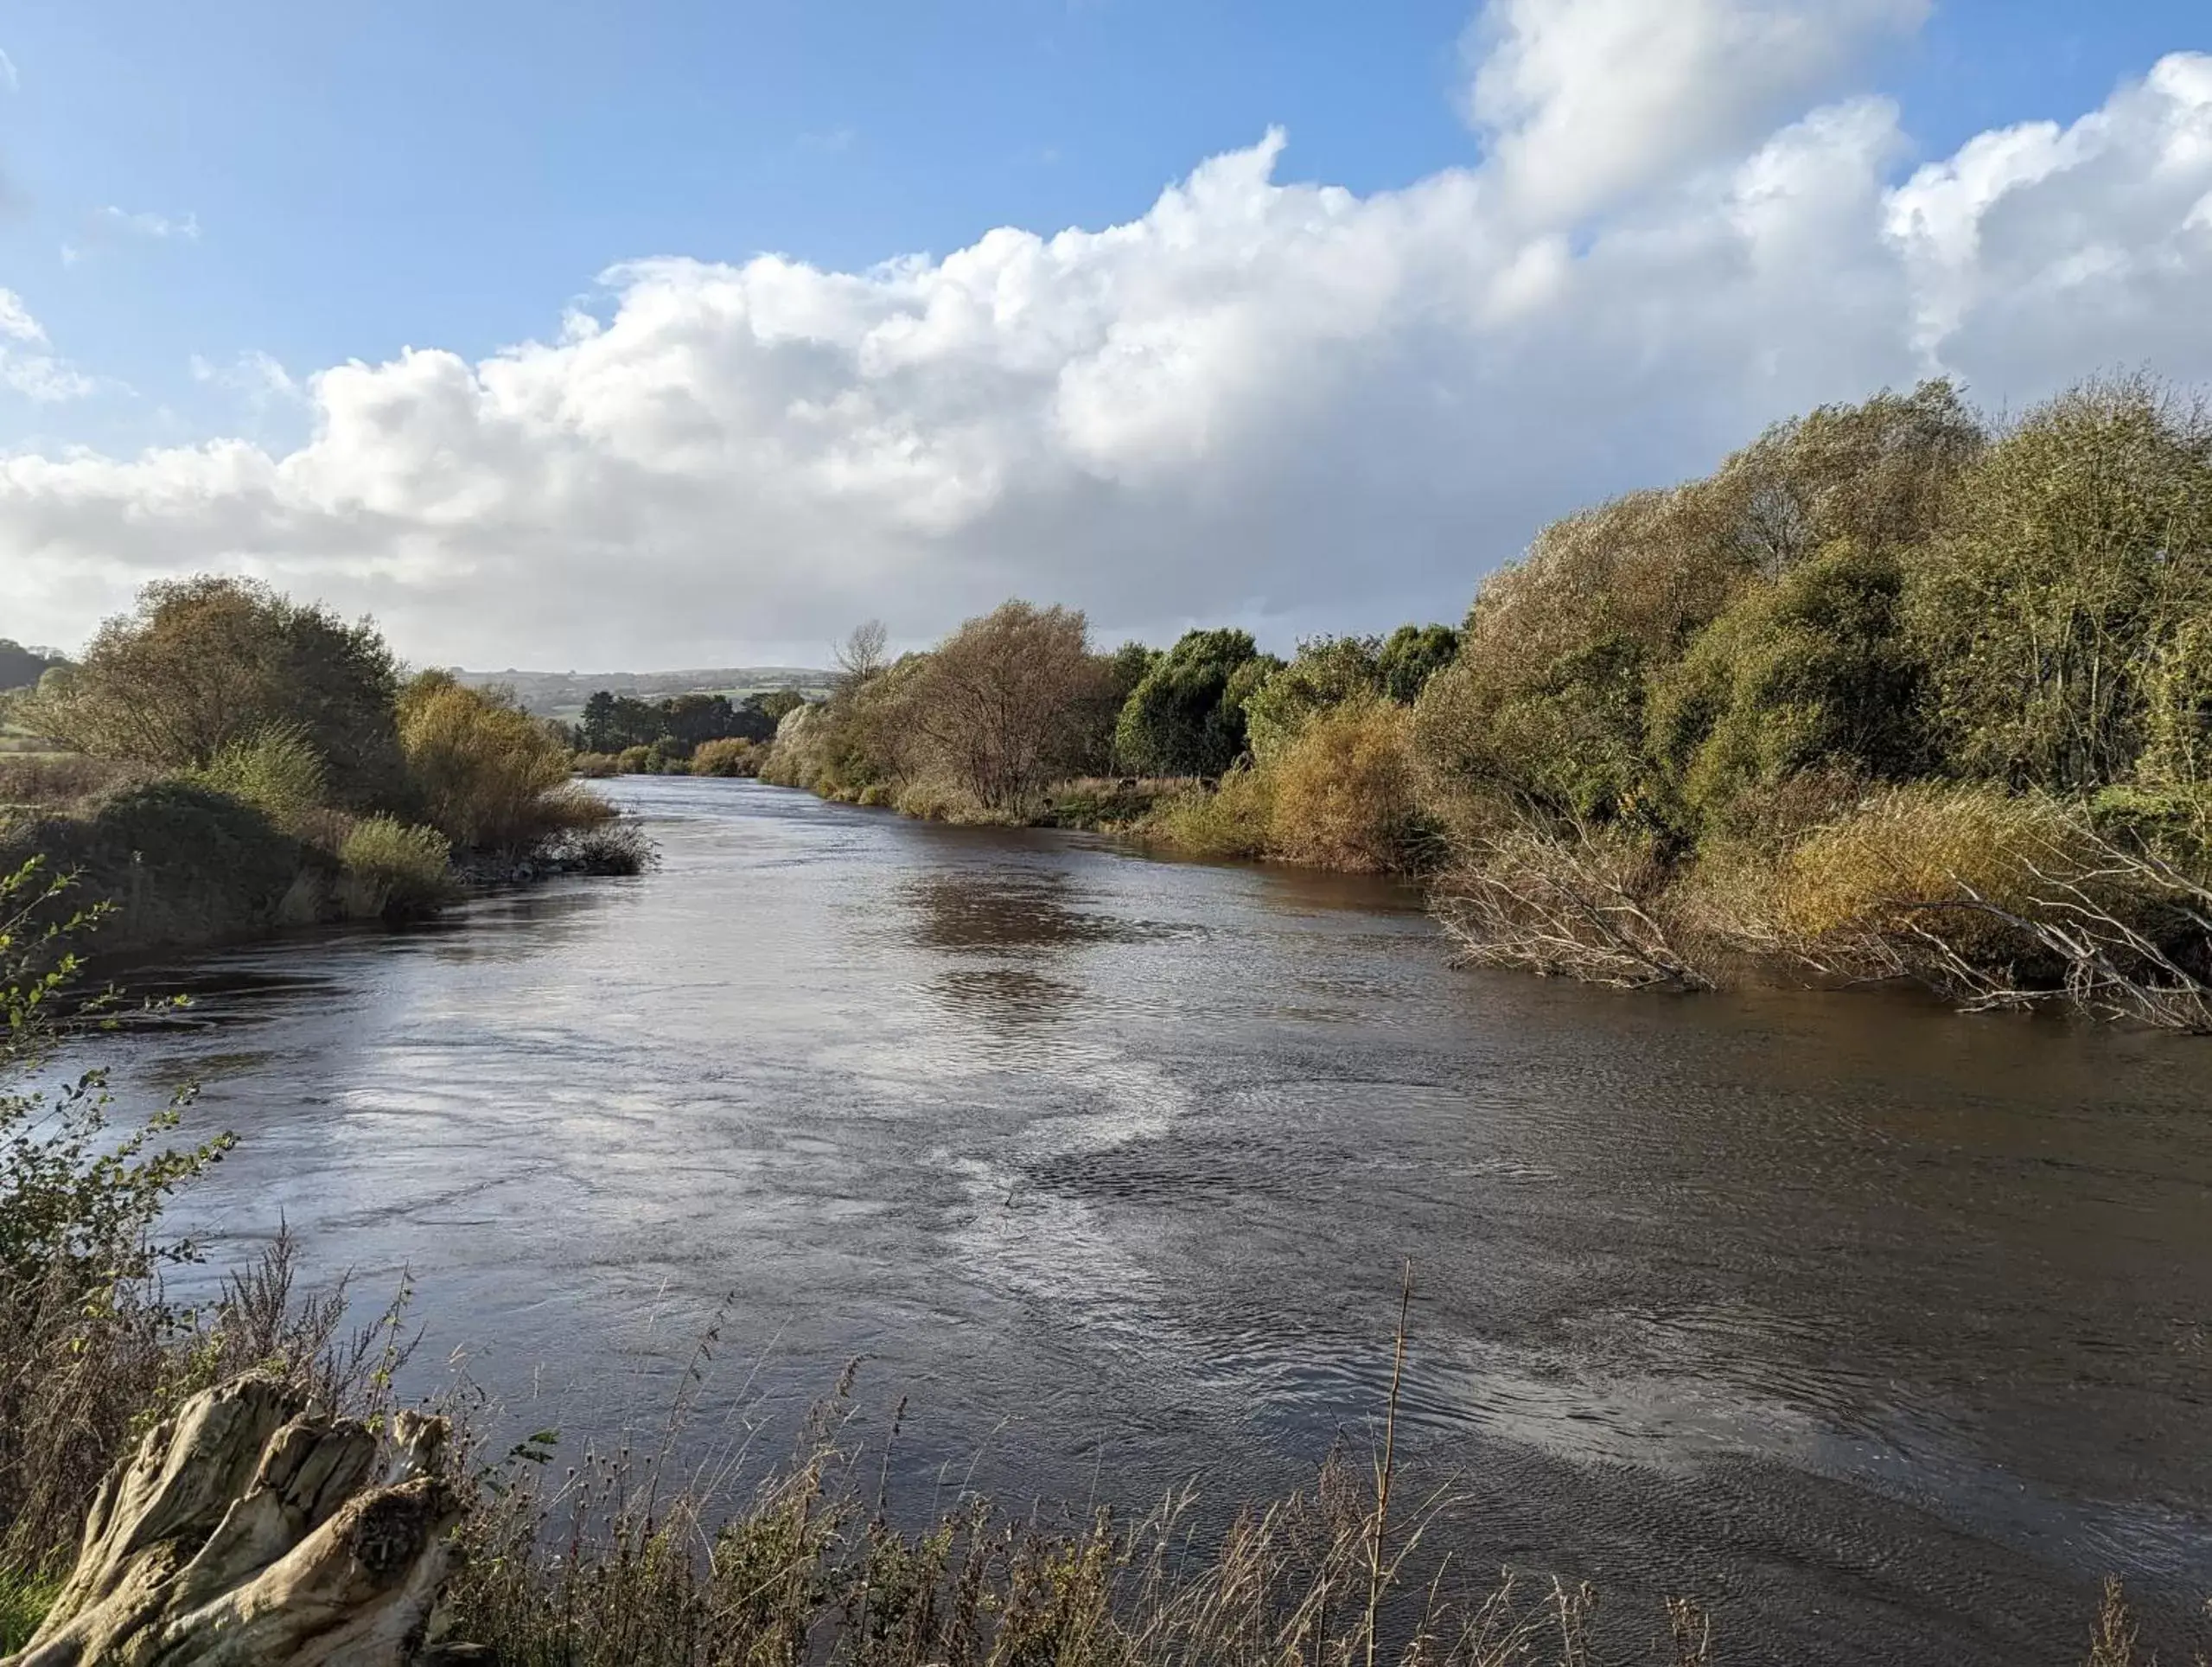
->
<box><xmin>901</xmin><ymin>603</ymin><xmax>1113</xmax><ymax>814</ymax></box>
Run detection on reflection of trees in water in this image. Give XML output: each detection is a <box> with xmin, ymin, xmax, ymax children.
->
<box><xmin>930</xmin><ymin>967</ymin><xmax>1082</xmax><ymax>1027</ymax></box>
<box><xmin>899</xmin><ymin>869</ymin><xmax>1157</xmax><ymax>955</ymax></box>
<box><xmin>901</xmin><ymin>868</ymin><xmax>1144</xmax><ymax>1031</ymax></box>
<box><xmin>421</xmin><ymin>884</ymin><xmax>616</xmax><ymax>966</ymax></box>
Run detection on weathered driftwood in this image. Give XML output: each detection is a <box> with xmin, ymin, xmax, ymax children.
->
<box><xmin>6</xmin><ymin>1376</ymin><xmax>461</xmax><ymax>1667</ymax></box>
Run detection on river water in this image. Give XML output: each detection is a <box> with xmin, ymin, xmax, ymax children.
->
<box><xmin>79</xmin><ymin>777</ymin><xmax>2212</xmax><ymax>1663</ymax></box>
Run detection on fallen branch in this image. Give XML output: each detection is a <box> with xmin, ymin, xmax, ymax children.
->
<box><xmin>1431</xmin><ymin>816</ymin><xmax>1715</xmax><ymax>992</ymax></box>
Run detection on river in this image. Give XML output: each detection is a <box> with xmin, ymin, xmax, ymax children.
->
<box><xmin>76</xmin><ymin>776</ymin><xmax>2212</xmax><ymax>1664</ymax></box>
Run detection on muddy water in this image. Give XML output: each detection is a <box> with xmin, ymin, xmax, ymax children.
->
<box><xmin>81</xmin><ymin>777</ymin><xmax>2212</xmax><ymax>1663</ymax></box>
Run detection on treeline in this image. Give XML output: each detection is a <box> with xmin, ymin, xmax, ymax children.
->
<box><xmin>0</xmin><ymin>641</ymin><xmax>66</xmax><ymax>695</ymax></box>
<box><xmin>754</xmin><ymin>374</ymin><xmax>2212</xmax><ymax>1027</ymax></box>
<box><xmin>570</xmin><ymin>687</ymin><xmax>806</xmax><ymax>776</ymax></box>
<box><xmin>755</xmin><ymin>609</ymin><xmax>1460</xmax><ymax>853</ymax></box>
<box><xmin>0</xmin><ymin>578</ymin><xmax>641</xmax><ymax>949</ymax></box>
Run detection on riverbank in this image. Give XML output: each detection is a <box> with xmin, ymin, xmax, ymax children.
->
<box><xmin>0</xmin><ymin>758</ymin><xmax>648</xmax><ymax>955</ymax></box>
<box><xmin>718</xmin><ymin>377</ymin><xmax>2212</xmax><ymax>1030</ymax></box>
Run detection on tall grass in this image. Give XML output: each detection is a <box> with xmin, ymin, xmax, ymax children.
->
<box><xmin>441</xmin><ymin>1265</ymin><xmax>1688</xmax><ymax>1667</ymax></box>
<box><xmin>186</xmin><ymin>725</ymin><xmax>328</xmax><ymax>836</ymax></box>
<box><xmin>1144</xmin><ymin>767</ymin><xmax>1274</xmax><ymax>860</ymax></box>
<box><xmin>339</xmin><ymin>814</ymin><xmax>456</xmax><ymax>917</ymax></box>
<box><xmin>0</xmin><ymin>754</ymin><xmax>138</xmax><ymax>814</ymax></box>
<box><xmin>444</xmin><ymin>1439</ymin><xmax>1641</xmax><ymax>1667</ymax></box>
<box><xmin>0</xmin><ymin>1566</ymin><xmax>60</xmax><ymax>1654</ymax></box>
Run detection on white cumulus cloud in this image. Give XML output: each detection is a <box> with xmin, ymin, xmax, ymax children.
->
<box><xmin>1463</xmin><ymin>0</ymin><xmax>1928</xmax><ymax>223</ymax></box>
<box><xmin>3</xmin><ymin>18</ymin><xmax>2212</xmax><ymax>667</ymax></box>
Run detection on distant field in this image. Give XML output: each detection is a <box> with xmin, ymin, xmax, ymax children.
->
<box><xmin>0</xmin><ymin>725</ymin><xmax>62</xmax><ymax>755</ymax></box>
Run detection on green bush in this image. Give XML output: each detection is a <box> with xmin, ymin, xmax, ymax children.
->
<box><xmin>338</xmin><ymin>816</ymin><xmax>453</xmax><ymax>918</ymax></box>
<box><xmin>1647</xmin><ymin>540</ymin><xmax>1927</xmax><ymax>837</ymax></box>
<box><xmin>1242</xmin><ymin>636</ymin><xmax>1384</xmax><ymax>762</ymax></box>
<box><xmin>1375</xmin><ymin>623</ymin><xmax>1461</xmax><ymax>703</ymax></box>
<box><xmin>1912</xmin><ymin>375</ymin><xmax>2212</xmax><ymax>792</ymax></box>
<box><xmin>187</xmin><ymin>725</ymin><xmax>329</xmax><ymax>838</ymax></box>
<box><xmin>615</xmin><ymin>744</ymin><xmax>658</xmax><ymax>775</ymax></box>
<box><xmin>0</xmin><ymin>781</ymin><xmax>303</xmax><ymax>950</ymax></box>
<box><xmin>1143</xmin><ymin>766</ymin><xmax>1274</xmax><ymax>859</ymax></box>
<box><xmin>2088</xmin><ymin>782</ymin><xmax>2212</xmax><ymax>871</ymax></box>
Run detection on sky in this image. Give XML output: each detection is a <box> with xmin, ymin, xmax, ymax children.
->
<box><xmin>1</xmin><ymin>1</ymin><xmax>2208</xmax><ymax>668</ymax></box>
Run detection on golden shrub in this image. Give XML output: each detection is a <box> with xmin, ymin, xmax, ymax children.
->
<box><xmin>1264</xmin><ymin>700</ymin><xmax>1427</xmax><ymax>872</ymax></box>
<box><xmin>1769</xmin><ymin>784</ymin><xmax>2101</xmax><ymax>958</ymax></box>
<box><xmin>398</xmin><ymin>674</ymin><xmax>601</xmax><ymax>849</ymax></box>
<box><xmin>690</xmin><ymin>738</ymin><xmax>759</xmax><ymax>777</ymax></box>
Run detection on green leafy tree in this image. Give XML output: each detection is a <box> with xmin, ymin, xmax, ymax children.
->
<box><xmin>1375</xmin><ymin>624</ymin><xmax>1460</xmax><ymax>703</ymax></box>
<box><xmin>1242</xmin><ymin>636</ymin><xmax>1383</xmax><ymax>761</ymax></box>
<box><xmin>12</xmin><ymin>578</ymin><xmax>405</xmax><ymax>810</ymax></box>
<box><xmin>662</xmin><ymin>693</ymin><xmax>737</xmax><ymax>749</ymax></box>
<box><xmin>0</xmin><ymin>642</ymin><xmax>65</xmax><ymax>695</ymax></box>
<box><xmin>1720</xmin><ymin>378</ymin><xmax>1984</xmax><ymax>575</ymax></box>
<box><xmin>741</xmin><ymin>689</ymin><xmax>806</xmax><ymax>731</ymax></box>
<box><xmin>1648</xmin><ymin>540</ymin><xmax>1928</xmax><ymax>834</ymax></box>
<box><xmin>1911</xmin><ymin>375</ymin><xmax>2212</xmax><ymax>793</ymax></box>
<box><xmin>577</xmin><ymin>692</ymin><xmax>622</xmax><ymax>753</ymax></box>
<box><xmin>1113</xmin><ymin>629</ymin><xmax>1278</xmax><ymax>777</ymax></box>
<box><xmin>577</xmin><ymin>693</ymin><xmax>670</xmax><ymax>753</ymax></box>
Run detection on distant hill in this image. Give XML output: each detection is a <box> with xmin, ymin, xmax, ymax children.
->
<box><xmin>0</xmin><ymin>639</ymin><xmax>68</xmax><ymax>693</ymax></box>
<box><xmin>454</xmin><ymin>666</ymin><xmax>833</xmax><ymax>719</ymax></box>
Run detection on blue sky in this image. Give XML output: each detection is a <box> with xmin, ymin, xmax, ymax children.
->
<box><xmin>3</xmin><ymin>0</ymin><xmax>2198</xmax><ymax>456</ymax></box>
<box><xmin>3</xmin><ymin>1</ymin><xmax>2209</xmax><ymax>663</ymax></box>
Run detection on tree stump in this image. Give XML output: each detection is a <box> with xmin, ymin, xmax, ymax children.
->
<box><xmin>5</xmin><ymin>1376</ymin><xmax>462</xmax><ymax>1667</ymax></box>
